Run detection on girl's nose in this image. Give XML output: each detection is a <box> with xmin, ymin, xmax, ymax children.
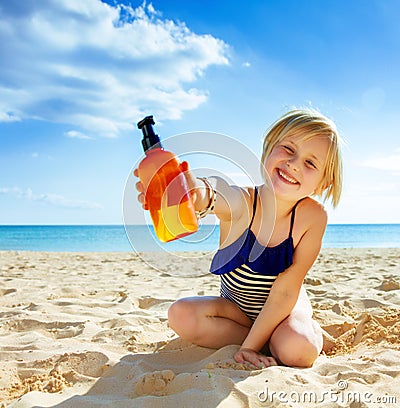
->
<box><xmin>286</xmin><ymin>157</ymin><xmax>300</xmax><ymax>172</ymax></box>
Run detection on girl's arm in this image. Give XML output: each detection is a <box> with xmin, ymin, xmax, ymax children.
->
<box><xmin>235</xmin><ymin>202</ymin><xmax>327</xmax><ymax>365</ymax></box>
<box><xmin>134</xmin><ymin>161</ymin><xmax>250</xmax><ymax>222</ymax></box>
<box><xmin>179</xmin><ymin>161</ymin><xmax>251</xmax><ymax>223</ymax></box>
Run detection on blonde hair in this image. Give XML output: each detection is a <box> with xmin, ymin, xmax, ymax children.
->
<box><xmin>261</xmin><ymin>108</ymin><xmax>343</xmax><ymax>207</ymax></box>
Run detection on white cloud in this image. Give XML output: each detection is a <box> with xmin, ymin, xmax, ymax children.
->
<box><xmin>30</xmin><ymin>152</ymin><xmax>55</xmax><ymax>160</ymax></box>
<box><xmin>360</xmin><ymin>149</ymin><xmax>400</xmax><ymax>175</ymax></box>
<box><xmin>0</xmin><ymin>0</ymin><xmax>229</xmax><ymax>136</ymax></box>
<box><xmin>0</xmin><ymin>112</ymin><xmax>20</xmax><ymax>122</ymax></box>
<box><xmin>0</xmin><ymin>187</ymin><xmax>103</xmax><ymax>209</ymax></box>
<box><xmin>65</xmin><ymin>130</ymin><xmax>92</xmax><ymax>139</ymax></box>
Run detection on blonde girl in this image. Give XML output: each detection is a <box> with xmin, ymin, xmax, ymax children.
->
<box><xmin>135</xmin><ymin>108</ymin><xmax>343</xmax><ymax>368</ymax></box>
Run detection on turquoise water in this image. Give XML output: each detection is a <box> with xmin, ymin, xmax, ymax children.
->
<box><xmin>0</xmin><ymin>224</ymin><xmax>399</xmax><ymax>252</ymax></box>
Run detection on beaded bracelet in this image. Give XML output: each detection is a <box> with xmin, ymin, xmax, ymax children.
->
<box><xmin>196</xmin><ymin>177</ymin><xmax>216</xmax><ymax>219</ymax></box>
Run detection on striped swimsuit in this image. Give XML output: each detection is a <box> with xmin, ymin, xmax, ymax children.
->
<box><xmin>210</xmin><ymin>187</ymin><xmax>300</xmax><ymax>321</ymax></box>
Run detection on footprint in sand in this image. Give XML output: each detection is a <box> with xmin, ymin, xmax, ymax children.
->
<box><xmin>7</xmin><ymin>319</ymin><xmax>85</xmax><ymax>339</ymax></box>
<box><xmin>289</xmin><ymin>373</ymin><xmax>309</xmax><ymax>385</ymax></box>
<box><xmin>204</xmin><ymin>360</ymin><xmax>260</xmax><ymax>371</ymax></box>
<box><xmin>134</xmin><ymin>370</ymin><xmax>175</xmax><ymax>396</ymax></box>
<box><xmin>138</xmin><ymin>296</ymin><xmax>172</xmax><ymax>309</ymax></box>
<box><xmin>0</xmin><ymin>288</ymin><xmax>17</xmax><ymax>296</ymax></box>
<box><xmin>52</xmin><ymin>351</ymin><xmax>110</xmax><ymax>379</ymax></box>
<box><xmin>304</xmin><ymin>277</ymin><xmax>322</xmax><ymax>286</ymax></box>
<box><xmin>6</xmin><ymin>352</ymin><xmax>110</xmax><ymax>401</ymax></box>
<box><xmin>49</xmin><ymin>322</ymin><xmax>86</xmax><ymax>339</ymax></box>
<box><xmin>375</xmin><ymin>279</ymin><xmax>400</xmax><ymax>291</ymax></box>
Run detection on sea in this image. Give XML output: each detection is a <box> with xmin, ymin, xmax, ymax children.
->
<box><xmin>0</xmin><ymin>224</ymin><xmax>399</xmax><ymax>252</ymax></box>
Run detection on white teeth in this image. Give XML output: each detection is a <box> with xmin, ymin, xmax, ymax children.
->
<box><xmin>278</xmin><ymin>169</ymin><xmax>297</xmax><ymax>184</ymax></box>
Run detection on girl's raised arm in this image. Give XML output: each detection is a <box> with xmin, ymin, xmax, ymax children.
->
<box><xmin>134</xmin><ymin>160</ymin><xmax>251</xmax><ymax>223</ymax></box>
<box><xmin>179</xmin><ymin>161</ymin><xmax>251</xmax><ymax>223</ymax></box>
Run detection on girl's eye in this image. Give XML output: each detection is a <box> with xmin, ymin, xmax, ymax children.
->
<box><xmin>282</xmin><ymin>145</ymin><xmax>294</xmax><ymax>153</ymax></box>
<box><xmin>306</xmin><ymin>160</ymin><xmax>317</xmax><ymax>169</ymax></box>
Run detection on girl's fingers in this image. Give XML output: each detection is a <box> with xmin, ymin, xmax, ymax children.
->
<box><xmin>247</xmin><ymin>355</ymin><xmax>264</xmax><ymax>368</ymax></box>
<box><xmin>234</xmin><ymin>351</ymin><xmax>245</xmax><ymax>364</ymax></box>
<box><xmin>179</xmin><ymin>160</ymin><xmax>189</xmax><ymax>173</ymax></box>
<box><xmin>235</xmin><ymin>350</ymin><xmax>262</xmax><ymax>369</ymax></box>
<box><xmin>259</xmin><ymin>355</ymin><xmax>278</xmax><ymax>367</ymax></box>
<box><xmin>235</xmin><ymin>349</ymin><xmax>278</xmax><ymax>369</ymax></box>
<box><xmin>133</xmin><ymin>169</ymin><xmax>147</xmax><ymax>208</ymax></box>
<box><xmin>135</xmin><ymin>181</ymin><xmax>144</xmax><ymax>193</ymax></box>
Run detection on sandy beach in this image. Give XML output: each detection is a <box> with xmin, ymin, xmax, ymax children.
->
<box><xmin>0</xmin><ymin>248</ymin><xmax>399</xmax><ymax>407</ymax></box>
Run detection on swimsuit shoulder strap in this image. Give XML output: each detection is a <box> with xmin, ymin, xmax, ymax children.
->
<box><xmin>248</xmin><ymin>186</ymin><xmax>258</xmax><ymax>229</ymax></box>
<box><xmin>288</xmin><ymin>199</ymin><xmax>302</xmax><ymax>238</ymax></box>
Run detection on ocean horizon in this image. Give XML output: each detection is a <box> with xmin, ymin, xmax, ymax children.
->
<box><xmin>0</xmin><ymin>224</ymin><xmax>399</xmax><ymax>252</ymax></box>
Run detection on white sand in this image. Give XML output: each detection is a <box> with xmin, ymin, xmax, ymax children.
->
<box><xmin>0</xmin><ymin>248</ymin><xmax>399</xmax><ymax>407</ymax></box>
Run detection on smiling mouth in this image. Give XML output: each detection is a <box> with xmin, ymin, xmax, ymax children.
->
<box><xmin>278</xmin><ymin>169</ymin><xmax>299</xmax><ymax>184</ymax></box>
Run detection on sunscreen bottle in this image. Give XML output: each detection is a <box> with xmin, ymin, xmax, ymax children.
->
<box><xmin>137</xmin><ymin>115</ymin><xmax>198</xmax><ymax>242</ymax></box>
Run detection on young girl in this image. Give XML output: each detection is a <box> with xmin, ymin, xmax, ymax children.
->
<box><xmin>135</xmin><ymin>108</ymin><xmax>343</xmax><ymax>369</ymax></box>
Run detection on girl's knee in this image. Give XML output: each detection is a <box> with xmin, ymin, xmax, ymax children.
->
<box><xmin>168</xmin><ymin>299</ymin><xmax>189</xmax><ymax>327</ymax></box>
<box><xmin>272</xmin><ymin>333</ymin><xmax>320</xmax><ymax>368</ymax></box>
<box><xmin>270</xmin><ymin>320</ymin><xmax>323</xmax><ymax>368</ymax></box>
<box><xmin>168</xmin><ymin>298</ymin><xmax>198</xmax><ymax>337</ymax></box>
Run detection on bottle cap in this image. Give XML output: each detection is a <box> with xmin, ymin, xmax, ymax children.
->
<box><xmin>137</xmin><ymin>115</ymin><xmax>161</xmax><ymax>151</ymax></box>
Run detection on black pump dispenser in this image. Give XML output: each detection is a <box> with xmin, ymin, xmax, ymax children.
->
<box><xmin>137</xmin><ymin>115</ymin><xmax>161</xmax><ymax>151</ymax></box>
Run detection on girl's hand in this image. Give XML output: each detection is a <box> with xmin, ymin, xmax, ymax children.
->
<box><xmin>234</xmin><ymin>348</ymin><xmax>278</xmax><ymax>369</ymax></box>
<box><xmin>133</xmin><ymin>168</ymin><xmax>148</xmax><ymax>210</ymax></box>
<box><xmin>133</xmin><ymin>161</ymin><xmax>197</xmax><ymax>211</ymax></box>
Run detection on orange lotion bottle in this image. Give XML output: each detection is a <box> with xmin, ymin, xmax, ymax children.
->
<box><xmin>137</xmin><ymin>115</ymin><xmax>198</xmax><ymax>242</ymax></box>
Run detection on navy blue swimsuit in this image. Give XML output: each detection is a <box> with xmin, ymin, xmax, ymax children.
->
<box><xmin>210</xmin><ymin>187</ymin><xmax>300</xmax><ymax>321</ymax></box>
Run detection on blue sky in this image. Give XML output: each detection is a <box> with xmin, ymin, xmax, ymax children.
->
<box><xmin>1</xmin><ymin>0</ymin><xmax>399</xmax><ymax>225</ymax></box>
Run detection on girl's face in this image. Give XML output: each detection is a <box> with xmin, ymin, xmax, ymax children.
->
<box><xmin>263</xmin><ymin>135</ymin><xmax>330</xmax><ymax>202</ymax></box>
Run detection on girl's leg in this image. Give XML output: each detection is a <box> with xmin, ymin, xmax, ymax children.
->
<box><xmin>168</xmin><ymin>296</ymin><xmax>253</xmax><ymax>348</ymax></box>
<box><xmin>268</xmin><ymin>286</ymin><xmax>323</xmax><ymax>367</ymax></box>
